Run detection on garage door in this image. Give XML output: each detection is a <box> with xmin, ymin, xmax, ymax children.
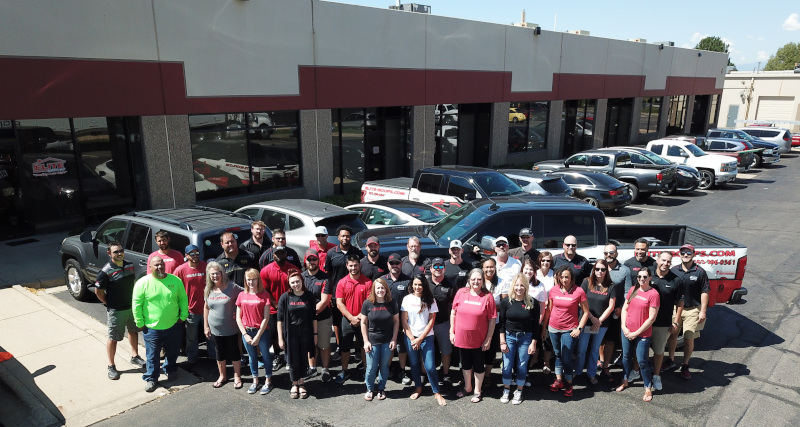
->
<box><xmin>756</xmin><ymin>97</ymin><xmax>794</xmax><ymax>121</ymax></box>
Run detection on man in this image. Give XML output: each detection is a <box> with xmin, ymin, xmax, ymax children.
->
<box><xmin>258</xmin><ymin>228</ymin><xmax>302</xmax><ymax>270</ymax></box>
<box><xmin>302</xmin><ymin>249</ymin><xmax>334</xmax><ymax>382</ymax></box>
<box><xmin>443</xmin><ymin>240</ymin><xmax>473</xmax><ymax>288</ymax></box>
<box><xmin>334</xmin><ymin>254</ymin><xmax>372</xmax><ymax>384</ymax></box>
<box><xmin>670</xmin><ymin>244</ymin><xmax>709</xmax><ymax>380</ymax></box>
<box><xmin>493</xmin><ymin>236</ymin><xmax>521</xmax><ymax>291</ymax></box>
<box><xmin>260</xmin><ymin>245</ymin><xmax>294</xmax><ymax>371</ymax></box>
<box><xmin>650</xmin><ymin>251</ymin><xmax>683</xmax><ymax>390</ymax></box>
<box><xmin>239</xmin><ymin>220</ymin><xmax>269</xmax><ymax>261</ymax></box>
<box><xmin>552</xmin><ymin>235</ymin><xmax>591</xmax><ymax>284</ymax></box>
<box><xmin>360</xmin><ymin>236</ymin><xmax>388</xmax><ymax>281</ymax></box>
<box><xmin>598</xmin><ymin>243</ymin><xmax>631</xmax><ymax>382</ymax></box>
<box><xmin>309</xmin><ymin>226</ymin><xmax>336</xmax><ymax>273</ymax></box>
<box><xmin>382</xmin><ymin>252</ymin><xmax>412</xmax><ymax>384</ymax></box>
<box><xmin>428</xmin><ymin>257</ymin><xmax>456</xmax><ymax>386</ymax></box>
<box><xmin>132</xmin><ymin>256</ymin><xmax>188</xmax><ymax>392</ymax></box>
<box><xmin>216</xmin><ymin>231</ymin><xmax>255</xmax><ymax>285</ymax></box>
<box><xmin>624</xmin><ymin>238</ymin><xmax>657</xmax><ymax>284</ymax></box>
<box><xmin>508</xmin><ymin>228</ymin><xmax>540</xmax><ymax>262</ymax></box>
<box><xmin>147</xmin><ymin>230</ymin><xmax>184</xmax><ymax>274</ymax></box>
<box><xmin>173</xmin><ymin>244</ymin><xmax>208</xmax><ymax>365</ymax></box>
<box><xmin>93</xmin><ymin>241</ymin><xmax>145</xmax><ymax>380</ymax></box>
<box><xmin>324</xmin><ymin>225</ymin><xmax>364</xmax><ymax>361</ymax></box>
<box><xmin>401</xmin><ymin>236</ymin><xmax>430</xmax><ymax>277</ymax></box>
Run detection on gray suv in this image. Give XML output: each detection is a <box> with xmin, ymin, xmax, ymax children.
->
<box><xmin>60</xmin><ymin>207</ymin><xmax>256</xmax><ymax>301</ymax></box>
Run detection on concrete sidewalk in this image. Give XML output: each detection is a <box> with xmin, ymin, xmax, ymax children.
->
<box><xmin>0</xmin><ymin>285</ymin><xmax>194</xmax><ymax>426</ymax></box>
<box><xmin>0</xmin><ymin>232</ymin><xmax>69</xmax><ymax>289</ymax></box>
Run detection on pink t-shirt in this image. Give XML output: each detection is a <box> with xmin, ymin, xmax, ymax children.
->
<box><xmin>235</xmin><ymin>291</ymin><xmax>271</xmax><ymax>328</ymax></box>
<box><xmin>625</xmin><ymin>287</ymin><xmax>660</xmax><ymax>338</ymax></box>
<box><xmin>452</xmin><ymin>289</ymin><xmax>497</xmax><ymax>349</ymax></box>
<box><xmin>173</xmin><ymin>261</ymin><xmax>207</xmax><ymax>315</ymax></box>
<box><xmin>147</xmin><ymin>249</ymin><xmax>185</xmax><ymax>274</ymax></box>
<box><xmin>548</xmin><ymin>285</ymin><xmax>587</xmax><ymax>330</ymax></box>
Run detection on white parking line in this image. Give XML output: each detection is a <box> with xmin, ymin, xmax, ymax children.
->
<box><xmin>737</xmin><ymin>173</ymin><xmax>756</xmax><ymax>179</ymax></box>
<box><xmin>637</xmin><ymin>207</ymin><xmax>666</xmax><ymax>212</ymax></box>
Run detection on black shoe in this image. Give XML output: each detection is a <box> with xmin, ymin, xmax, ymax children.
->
<box><xmin>167</xmin><ymin>371</ymin><xmax>177</xmax><ymax>382</ymax></box>
<box><xmin>441</xmin><ymin>374</ymin><xmax>452</xmax><ymax>387</ymax></box>
<box><xmin>662</xmin><ymin>358</ymin><xmax>676</xmax><ymax>371</ymax></box>
<box><xmin>306</xmin><ymin>367</ymin><xmax>320</xmax><ymax>380</ymax></box>
<box><xmin>272</xmin><ymin>357</ymin><xmax>285</xmax><ymax>371</ymax></box>
<box><xmin>108</xmin><ymin>365</ymin><xmax>120</xmax><ymax>380</ymax></box>
<box><xmin>321</xmin><ymin>369</ymin><xmax>332</xmax><ymax>383</ymax></box>
<box><xmin>331</xmin><ymin>351</ymin><xmax>341</xmax><ymax>362</ymax></box>
<box><xmin>130</xmin><ymin>356</ymin><xmax>146</xmax><ymax>368</ymax></box>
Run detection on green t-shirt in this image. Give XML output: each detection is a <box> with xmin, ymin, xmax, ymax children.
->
<box><xmin>132</xmin><ymin>273</ymin><xmax>188</xmax><ymax>330</ymax></box>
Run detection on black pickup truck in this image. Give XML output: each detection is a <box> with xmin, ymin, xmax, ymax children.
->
<box><xmin>533</xmin><ymin>149</ymin><xmax>678</xmax><ymax>201</ymax></box>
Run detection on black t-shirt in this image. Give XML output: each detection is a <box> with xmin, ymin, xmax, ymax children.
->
<box><xmin>509</xmin><ymin>246</ymin><xmax>540</xmax><ymax>263</ymax></box>
<box><xmin>651</xmin><ymin>270</ymin><xmax>682</xmax><ymax>327</ymax></box>
<box><xmin>382</xmin><ymin>273</ymin><xmax>412</xmax><ymax>316</ymax></box>
<box><xmin>498</xmin><ymin>298</ymin><xmax>539</xmax><ymax>334</ymax></box>
<box><xmin>671</xmin><ymin>263</ymin><xmax>710</xmax><ymax>308</ymax></box>
<box><xmin>324</xmin><ymin>245</ymin><xmax>364</xmax><ymax>293</ymax></box>
<box><xmin>302</xmin><ymin>269</ymin><xmax>333</xmax><ymax>321</ymax></box>
<box><xmin>624</xmin><ymin>257</ymin><xmax>656</xmax><ymax>284</ymax></box>
<box><xmin>444</xmin><ymin>260</ymin><xmax>473</xmax><ymax>288</ymax></box>
<box><xmin>428</xmin><ymin>277</ymin><xmax>455</xmax><ymax>325</ymax></box>
<box><xmin>277</xmin><ymin>291</ymin><xmax>316</xmax><ymax>348</ymax></box>
<box><xmin>94</xmin><ymin>260</ymin><xmax>136</xmax><ymax>310</ymax></box>
<box><xmin>360</xmin><ymin>255</ymin><xmax>388</xmax><ymax>281</ymax></box>
<box><xmin>258</xmin><ymin>246</ymin><xmax>302</xmax><ymax>270</ymax></box>
<box><xmin>216</xmin><ymin>249</ymin><xmax>256</xmax><ymax>286</ymax></box>
<box><xmin>239</xmin><ymin>238</ymin><xmax>267</xmax><ymax>263</ymax></box>
<box><xmin>553</xmin><ymin>253</ymin><xmax>591</xmax><ymax>284</ymax></box>
<box><xmin>401</xmin><ymin>255</ymin><xmax>430</xmax><ymax>278</ymax></box>
<box><xmin>580</xmin><ymin>279</ymin><xmax>616</xmax><ymax>328</ymax></box>
<box><xmin>361</xmin><ymin>300</ymin><xmax>398</xmax><ymax>344</ymax></box>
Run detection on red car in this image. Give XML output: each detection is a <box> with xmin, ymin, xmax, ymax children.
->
<box><xmin>793</xmin><ymin>134</ymin><xmax>800</xmax><ymax>147</ymax></box>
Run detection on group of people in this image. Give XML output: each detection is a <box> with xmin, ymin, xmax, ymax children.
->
<box><xmin>95</xmin><ymin>222</ymin><xmax>710</xmax><ymax>405</ymax></box>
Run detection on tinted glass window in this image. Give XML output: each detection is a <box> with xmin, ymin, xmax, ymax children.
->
<box><xmin>538</xmin><ymin>178</ymin><xmax>571</xmax><ymax>194</ymax></box>
<box><xmin>418</xmin><ymin>173</ymin><xmax>443</xmax><ymax>194</ymax></box>
<box><xmin>475</xmin><ymin>214</ymin><xmax>532</xmax><ymax>249</ymax></box>
<box><xmin>394</xmin><ymin>205</ymin><xmax>446</xmax><ymax>223</ymax></box>
<box><xmin>316</xmin><ymin>214</ymin><xmax>367</xmax><ymax>234</ymax></box>
<box><xmin>125</xmin><ymin>223</ymin><xmax>150</xmax><ymax>253</ymax></box>
<box><xmin>447</xmin><ymin>176</ymin><xmax>477</xmax><ymax>199</ymax></box>
<box><xmin>201</xmin><ymin>229</ymin><xmax>253</xmax><ymax>261</ymax></box>
<box><xmin>565</xmin><ymin>154</ymin><xmax>588</xmax><ymax>166</ymax></box>
<box><xmin>262</xmin><ymin>210</ymin><xmax>288</xmax><ymax>231</ymax></box>
<box><xmin>169</xmin><ymin>234</ymin><xmax>190</xmax><ymax>257</ymax></box>
<box><xmin>666</xmin><ymin>146</ymin><xmax>685</xmax><ymax>157</ymax></box>
<box><xmin>762</xmin><ymin>130</ymin><xmax>779</xmax><ymax>138</ymax></box>
<box><xmin>236</xmin><ymin>208</ymin><xmax>260</xmax><ymax>220</ymax></box>
<box><xmin>650</xmin><ymin>144</ymin><xmax>663</xmax><ymax>155</ymax></box>
<box><xmin>97</xmin><ymin>219</ymin><xmax>128</xmax><ymax>246</ymax></box>
<box><xmin>288</xmin><ymin>215</ymin><xmax>304</xmax><ymax>230</ymax></box>
<box><xmin>538</xmin><ymin>214</ymin><xmax>597</xmax><ymax>248</ymax></box>
<box><xmin>710</xmin><ymin>141</ymin><xmax>725</xmax><ymax>150</ymax></box>
<box><xmin>589</xmin><ymin>155</ymin><xmax>609</xmax><ymax>166</ymax></box>
<box><xmin>471</xmin><ymin>173</ymin><xmax>522</xmax><ymax>196</ymax></box>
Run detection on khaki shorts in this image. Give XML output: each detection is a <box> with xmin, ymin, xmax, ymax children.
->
<box><xmin>107</xmin><ymin>308</ymin><xmax>141</xmax><ymax>341</ymax></box>
<box><xmin>681</xmin><ymin>306</ymin><xmax>705</xmax><ymax>340</ymax></box>
<box><xmin>650</xmin><ymin>326</ymin><xmax>670</xmax><ymax>355</ymax></box>
<box><xmin>316</xmin><ymin>317</ymin><xmax>333</xmax><ymax>350</ymax></box>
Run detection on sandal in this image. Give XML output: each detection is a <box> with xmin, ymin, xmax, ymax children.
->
<box><xmin>290</xmin><ymin>386</ymin><xmax>299</xmax><ymax>399</ymax></box>
<box><xmin>212</xmin><ymin>378</ymin><xmax>227</xmax><ymax>388</ymax></box>
<box><xmin>299</xmin><ymin>387</ymin><xmax>308</xmax><ymax>399</ymax></box>
<box><xmin>456</xmin><ymin>387</ymin><xmax>473</xmax><ymax>398</ymax></box>
<box><xmin>470</xmin><ymin>393</ymin><xmax>483</xmax><ymax>403</ymax></box>
<box><xmin>234</xmin><ymin>379</ymin><xmax>243</xmax><ymax>390</ymax></box>
<box><xmin>615</xmin><ymin>382</ymin><xmax>629</xmax><ymax>392</ymax></box>
<box><xmin>643</xmin><ymin>389</ymin><xmax>653</xmax><ymax>402</ymax></box>
<box><xmin>364</xmin><ymin>391</ymin><xmax>374</xmax><ymax>401</ymax></box>
<box><xmin>409</xmin><ymin>389</ymin><xmax>421</xmax><ymax>400</ymax></box>
<box><xmin>376</xmin><ymin>390</ymin><xmax>386</xmax><ymax>400</ymax></box>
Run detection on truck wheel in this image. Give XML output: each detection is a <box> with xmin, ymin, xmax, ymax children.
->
<box><xmin>582</xmin><ymin>197</ymin><xmax>599</xmax><ymax>207</ymax></box>
<box><xmin>627</xmin><ymin>183</ymin><xmax>639</xmax><ymax>201</ymax></box>
<box><xmin>65</xmin><ymin>259</ymin><xmax>88</xmax><ymax>301</ymax></box>
<box><xmin>697</xmin><ymin>170</ymin><xmax>714</xmax><ymax>190</ymax></box>
<box><xmin>750</xmin><ymin>154</ymin><xmax>761</xmax><ymax>169</ymax></box>
<box><xmin>512</xmin><ymin>117</ymin><xmax>519</xmax><ymax>123</ymax></box>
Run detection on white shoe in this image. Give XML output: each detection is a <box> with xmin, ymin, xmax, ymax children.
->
<box><xmin>512</xmin><ymin>390</ymin><xmax>523</xmax><ymax>405</ymax></box>
<box><xmin>628</xmin><ymin>370</ymin><xmax>641</xmax><ymax>383</ymax></box>
<box><xmin>652</xmin><ymin>375</ymin><xmax>663</xmax><ymax>391</ymax></box>
<box><xmin>500</xmin><ymin>389</ymin><xmax>511</xmax><ymax>404</ymax></box>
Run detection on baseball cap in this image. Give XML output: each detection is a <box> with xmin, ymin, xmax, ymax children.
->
<box><xmin>519</xmin><ymin>228</ymin><xmax>532</xmax><ymax>237</ymax></box>
<box><xmin>304</xmin><ymin>248</ymin><xmax>319</xmax><ymax>262</ymax></box>
<box><xmin>366</xmin><ymin>236</ymin><xmax>380</xmax><ymax>245</ymax></box>
<box><xmin>314</xmin><ymin>226</ymin><xmax>328</xmax><ymax>235</ymax></box>
<box><xmin>184</xmin><ymin>244</ymin><xmax>200</xmax><ymax>254</ymax></box>
<box><xmin>431</xmin><ymin>257</ymin><xmax>445</xmax><ymax>266</ymax></box>
<box><xmin>680</xmin><ymin>244</ymin><xmax>695</xmax><ymax>253</ymax></box>
<box><xmin>450</xmin><ymin>240</ymin><xmax>463</xmax><ymax>249</ymax></box>
<box><xmin>388</xmin><ymin>253</ymin><xmax>402</xmax><ymax>263</ymax></box>
<box><xmin>494</xmin><ymin>236</ymin><xmax>509</xmax><ymax>246</ymax></box>
<box><xmin>273</xmin><ymin>245</ymin><xmax>287</xmax><ymax>253</ymax></box>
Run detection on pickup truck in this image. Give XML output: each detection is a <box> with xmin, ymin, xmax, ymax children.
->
<box><xmin>533</xmin><ymin>149</ymin><xmax>678</xmax><ymax>201</ymax></box>
<box><xmin>353</xmin><ymin>196</ymin><xmax>748</xmax><ymax>306</ymax></box>
<box><xmin>360</xmin><ymin>166</ymin><xmax>527</xmax><ymax>213</ymax></box>
<box><xmin>646</xmin><ymin>139</ymin><xmax>738</xmax><ymax>190</ymax></box>
<box><xmin>693</xmin><ymin>137</ymin><xmax>760</xmax><ymax>172</ymax></box>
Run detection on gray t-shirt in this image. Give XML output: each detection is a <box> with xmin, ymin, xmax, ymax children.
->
<box><xmin>205</xmin><ymin>284</ymin><xmax>243</xmax><ymax>336</ymax></box>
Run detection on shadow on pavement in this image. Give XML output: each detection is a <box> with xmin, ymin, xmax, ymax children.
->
<box><xmin>0</xmin><ymin>344</ymin><xmax>64</xmax><ymax>427</ymax></box>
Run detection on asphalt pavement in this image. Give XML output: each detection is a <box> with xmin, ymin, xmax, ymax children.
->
<box><xmin>2</xmin><ymin>150</ymin><xmax>800</xmax><ymax>426</ymax></box>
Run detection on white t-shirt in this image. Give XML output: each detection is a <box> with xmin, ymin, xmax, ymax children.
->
<box><xmin>528</xmin><ymin>280</ymin><xmax>548</xmax><ymax>303</ymax></box>
<box><xmin>537</xmin><ymin>269</ymin><xmax>555</xmax><ymax>293</ymax></box>
<box><xmin>401</xmin><ymin>295</ymin><xmax>438</xmax><ymax>338</ymax></box>
<box><xmin>494</xmin><ymin>256</ymin><xmax>522</xmax><ymax>291</ymax></box>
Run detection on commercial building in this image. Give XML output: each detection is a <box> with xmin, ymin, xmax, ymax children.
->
<box><xmin>0</xmin><ymin>0</ymin><xmax>728</xmax><ymax>240</ymax></box>
<box><xmin>717</xmin><ymin>70</ymin><xmax>800</xmax><ymax>130</ymax></box>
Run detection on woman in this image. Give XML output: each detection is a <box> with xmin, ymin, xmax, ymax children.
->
<box><xmin>360</xmin><ymin>278</ymin><xmax>399</xmax><ymax>401</ymax></box>
<box><xmin>401</xmin><ymin>275</ymin><xmax>446</xmax><ymax>406</ymax></box>
<box><xmin>545</xmin><ymin>266</ymin><xmax>590</xmax><ymax>397</ymax></box>
<box><xmin>481</xmin><ymin>258</ymin><xmax>504</xmax><ymax>382</ymax></box>
<box><xmin>450</xmin><ymin>268</ymin><xmax>496</xmax><ymax>403</ymax></box>
<box><xmin>235</xmin><ymin>269</ymin><xmax>273</xmax><ymax>395</ymax></box>
<box><xmin>536</xmin><ymin>252</ymin><xmax>555</xmax><ymax>374</ymax></box>
<box><xmin>204</xmin><ymin>261</ymin><xmax>244</xmax><ymax>389</ymax></box>
<box><xmin>617</xmin><ymin>268</ymin><xmax>660</xmax><ymax>402</ymax></box>
<box><xmin>576</xmin><ymin>260</ymin><xmax>616</xmax><ymax>385</ymax></box>
<box><xmin>498</xmin><ymin>273</ymin><xmax>539</xmax><ymax>405</ymax></box>
<box><xmin>277</xmin><ymin>270</ymin><xmax>318</xmax><ymax>399</ymax></box>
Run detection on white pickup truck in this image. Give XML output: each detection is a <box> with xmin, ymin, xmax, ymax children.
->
<box><xmin>646</xmin><ymin>139</ymin><xmax>738</xmax><ymax>190</ymax></box>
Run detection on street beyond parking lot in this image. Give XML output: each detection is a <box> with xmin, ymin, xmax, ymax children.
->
<box><xmin>4</xmin><ymin>152</ymin><xmax>800</xmax><ymax>427</ymax></box>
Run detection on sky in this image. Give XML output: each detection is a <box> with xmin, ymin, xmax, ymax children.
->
<box><xmin>326</xmin><ymin>0</ymin><xmax>800</xmax><ymax>71</ymax></box>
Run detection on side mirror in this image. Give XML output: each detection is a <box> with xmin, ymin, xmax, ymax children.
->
<box><xmin>680</xmin><ymin>153</ymin><xmax>690</xmax><ymax>158</ymax></box>
<box><xmin>79</xmin><ymin>231</ymin><xmax>96</xmax><ymax>243</ymax></box>
<box><xmin>463</xmin><ymin>193</ymin><xmax>476</xmax><ymax>201</ymax></box>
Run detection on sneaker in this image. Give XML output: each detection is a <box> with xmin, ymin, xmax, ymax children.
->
<box><xmin>145</xmin><ymin>380</ymin><xmax>158</xmax><ymax>392</ymax></box>
<box><xmin>680</xmin><ymin>364</ymin><xmax>691</xmax><ymax>380</ymax></box>
<box><xmin>662</xmin><ymin>358</ymin><xmax>675</xmax><ymax>371</ymax></box>
<box><xmin>512</xmin><ymin>389</ymin><xmax>523</xmax><ymax>405</ymax></box>
<box><xmin>401</xmin><ymin>374</ymin><xmax>412</xmax><ymax>386</ymax></box>
<box><xmin>652</xmin><ymin>375</ymin><xmax>663</xmax><ymax>391</ymax></box>
<box><xmin>334</xmin><ymin>371</ymin><xmax>349</xmax><ymax>384</ymax></box>
<box><xmin>355</xmin><ymin>360</ymin><xmax>365</xmax><ymax>370</ymax></box>
<box><xmin>260</xmin><ymin>383</ymin><xmax>273</xmax><ymax>395</ymax></box>
<box><xmin>549</xmin><ymin>380</ymin><xmax>564</xmax><ymax>392</ymax></box>
<box><xmin>524</xmin><ymin>381</ymin><xmax>531</xmax><ymax>387</ymax></box>
<box><xmin>258</xmin><ymin>360</ymin><xmax>265</xmax><ymax>369</ymax></box>
<box><xmin>272</xmin><ymin>357</ymin><xmax>285</xmax><ymax>371</ymax></box>
<box><xmin>331</xmin><ymin>350</ymin><xmax>341</xmax><ymax>362</ymax></box>
<box><xmin>628</xmin><ymin>370</ymin><xmax>641</xmax><ymax>383</ymax></box>
<box><xmin>108</xmin><ymin>365</ymin><xmax>120</xmax><ymax>380</ymax></box>
<box><xmin>306</xmin><ymin>367</ymin><xmax>320</xmax><ymax>380</ymax></box>
<box><xmin>500</xmin><ymin>389</ymin><xmax>511</xmax><ymax>403</ymax></box>
<box><xmin>130</xmin><ymin>356</ymin><xmax>146</xmax><ymax>368</ymax></box>
<box><xmin>166</xmin><ymin>371</ymin><xmax>177</xmax><ymax>382</ymax></box>
<box><xmin>248</xmin><ymin>383</ymin><xmax>258</xmax><ymax>394</ymax></box>
<box><xmin>563</xmin><ymin>383</ymin><xmax>574</xmax><ymax>397</ymax></box>
<box><xmin>321</xmin><ymin>369</ymin><xmax>332</xmax><ymax>383</ymax></box>
<box><xmin>589</xmin><ymin>376</ymin><xmax>599</xmax><ymax>385</ymax></box>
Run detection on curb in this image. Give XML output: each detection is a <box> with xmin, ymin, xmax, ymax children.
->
<box><xmin>18</xmin><ymin>278</ymin><xmax>64</xmax><ymax>290</ymax></box>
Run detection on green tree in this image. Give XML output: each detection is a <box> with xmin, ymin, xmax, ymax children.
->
<box><xmin>694</xmin><ymin>36</ymin><xmax>735</xmax><ymax>67</ymax></box>
<box><xmin>764</xmin><ymin>42</ymin><xmax>800</xmax><ymax>71</ymax></box>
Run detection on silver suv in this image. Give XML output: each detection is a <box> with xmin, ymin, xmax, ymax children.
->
<box><xmin>60</xmin><ymin>207</ymin><xmax>255</xmax><ymax>300</ymax></box>
<box><xmin>736</xmin><ymin>127</ymin><xmax>792</xmax><ymax>153</ymax></box>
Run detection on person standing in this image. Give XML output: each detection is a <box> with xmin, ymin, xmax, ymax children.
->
<box><xmin>599</xmin><ymin>243</ymin><xmax>631</xmax><ymax>382</ymax></box>
<box><xmin>360</xmin><ymin>236</ymin><xmax>388</xmax><ymax>281</ymax></box>
<box><xmin>324</xmin><ymin>225</ymin><xmax>364</xmax><ymax>362</ymax></box>
<box><xmin>132</xmin><ymin>256</ymin><xmax>189</xmax><ymax>392</ymax></box>
<box><xmin>240</xmin><ymin>220</ymin><xmax>269</xmax><ymax>262</ymax></box>
<box><xmin>93</xmin><ymin>241</ymin><xmax>145</xmax><ymax>380</ymax></box>
<box><xmin>216</xmin><ymin>232</ymin><xmax>255</xmax><ymax>286</ymax></box>
<box><xmin>650</xmin><ymin>251</ymin><xmax>682</xmax><ymax>391</ymax></box>
<box><xmin>235</xmin><ymin>268</ymin><xmax>273</xmax><ymax>395</ymax></box>
<box><xmin>494</xmin><ymin>236</ymin><xmax>522</xmax><ymax>291</ymax></box>
<box><xmin>260</xmin><ymin>245</ymin><xmax>293</xmax><ymax>372</ymax></box>
<box><xmin>335</xmin><ymin>254</ymin><xmax>372</xmax><ymax>384</ymax></box>
<box><xmin>302</xmin><ymin>249</ymin><xmax>334</xmax><ymax>382</ymax></box>
<box><xmin>617</xmin><ymin>267</ymin><xmax>659</xmax><ymax>402</ymax></box>
<box><xmin>401</xmin><ymin>237</ymin><xmax>430</xmax><ymax>277</ymax></box>
<box><xmin>536</xmin><ymin>251</ymin><xmax>556</xmax><ymax>374</ymax></box>
<box><xmin>498</xmin><ymin>273</ymin><xmax>539</xmax><ymax>405</ymax></box>
<box><xmin>147</xmin><ymin>230</ymin><xmax>185</xmax><ymax>274</ymax></box>
<box><xmin>670</xmin><ymin>244</ymin><xmax>709</xmax><ymax>380</ymax></box>
<box><xmin>576</xmin><ymin>260</ymin><xmax>616</xmax><ymax>385</ymax></box>
<box><xmin>173</xmin><ymin>245</ymin><xmax>209</xmax><ymax>365</ymax></box>
<box><xmin>427</xmin><ymin>257</ymin><xmax>455</xmax><ymax>386</ymax></box>
<box><xmin>546</xmin><ymin>266</ymin><xmax>590</xmax><ymax>397</ymax></box>
<box><xmin>309</xmin><ymin>226</ymin><xmax>336</xmax><ymax>273</ymax></box>
<box><xmin>624</xmin><ymin>238</ymin><xmax>656</xmax><ymax>284</ymax></box>
<box><xmin>443</xmin><ymin>240</ymin><xmax>473</xmax><ymax>288</ymax></box>
<box><xmin>552</xmin><ymin>235</ymin><xmax>591</xmax><ymax>284</ymax></box>
<box><xmin>508</xmin><ymin>228</ymin><xmax>540</xmax><ymax>262</ymax></box>
<box><xmin>277</xmin><ymin>270</ymin><xmax>317</xmax><ymax>399</ymax></box>
<box><xmin>258</xmin><ymin>228</ymin><xmax>302</xmax><ymax>270</ymax></box>
<box><xmin>382</xmin><ymin>253</ymin><xmax>412</xmax><ymax>384</ymax></box>
<box><xmin>402</xmin><ymin>274</ymin><xmax>446</xmax><ymax>406</ymax></box>
<box><xmin>204</xmin><ymin>261</ymin><xmax>244</xmax><ymax>389</ymax></box>
<box><xmin>481</xmin><ymin>257</ymin><xmax>504</xmax><ymax>383</ymax></box>
<box><xmin>360</xmin><ymin>278</ymin><xmax>399</xmax><ymax>401</ymax></box>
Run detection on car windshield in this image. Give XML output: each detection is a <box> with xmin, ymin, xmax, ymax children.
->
<box><xmin>471</xmin><ymin>173</ymin><xmax>525</xmax><ymax>196</ymax></box>
<box><xmin>539</xmin><ymin>178</ymin><xmax>572</xmax><ymax>194</ymax></box>
<box><xmin>395</xmin><ymin>205</ymin><xmax>447</xmax><ymax>223</ymax></box>
<box><xmin>430</xmin><ymin>203</ymin><xmax>487</xmax><ymax>243</ymax></box>
<box><xmin>685</xmin><ymin>144</ymin><xmax>706</xmax><ymax>156</ymax></box>
<box><xmin>735</xmin><ymin>131</ymin><xmax>757</xmax><ymax>142</ymax></box>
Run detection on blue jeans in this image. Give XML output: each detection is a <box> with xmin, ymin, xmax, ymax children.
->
<box><xmin>620</xmin><ymin>330</ymin><xmax>653</xmax><ymax>388</ymax></box>
<box><xmin>406</xmin><ymin>335</ymin><xmax>440</xmax><ymax>394</ymax></box>
<box><xmin>549</xmin><ymin>330</ymin><xmax>578</xmax><ymax>382</ymax></box>
<box><xmin>242</xmin><ymin>328</ymin><xmax>273</xmax><ymax>378</ymax></box>
<box><xmin>365</xmin><ymin>342</ymin><xmax>392</xmax><ymax>392</ymax></box>
<box><xmin>576</xmin><ymin>326</ymin><xmax>608</xmax><ymax>378</ymax></box>
<box><xmin>501</xmin><ymin>331</ymin><xmax>533</xmax><ymax>387</ymax></box>
<box><xmin>142</xmin><ymin>323</ymin><xmax>181</xmax><ymax>382</ymax></box>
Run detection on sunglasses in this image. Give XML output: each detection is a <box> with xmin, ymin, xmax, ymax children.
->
<box><xmin>594</xmin><ymin>268</ymin><xmax>607</xmax><ymax>272</ymax></box>
<box><xmin>540</xmin><ymin>259</ymin><xmax>552</xmax><ymax>263</ymax></box>
<box><xmin>603</xmin><ymin>251</ymin><xmax>616</xmax><ymax>255</ymax></box>
<box><xmin>315</xmin><ymin>234</ymin><xmax>327</xmax><ymax>238</ymax></box>
<box><xmin>187</xmin><ymin>251</ymin><xmax>200</xmax><ymax>256</ymax></box>
<box><xmin>680</xmin><ymin>251</ymin><xmax>693</xmax><ymax>255</ymax></box>
<box><xmin>307</xmin><ymin>257</ymin><xmax>319</xmax><ymax>262</ymax></box>
<box><xmin>637</xmin><ymin>276</ymin><xmax>650</xmax><ymax>280</ymax></box>
<box><xmin>433</xmin><ymin>265</ymin><xmax>445</xmax><ymax>270</ymax></box>
<box><xmin>111</xmin><ymin>250</ymin><xmax>124</xmax><ymax>254</ymax></box>
<box><xmin>564</xmin><ymin>243</ymin><xmax>577</xmax><ymax>247</ymax></box>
